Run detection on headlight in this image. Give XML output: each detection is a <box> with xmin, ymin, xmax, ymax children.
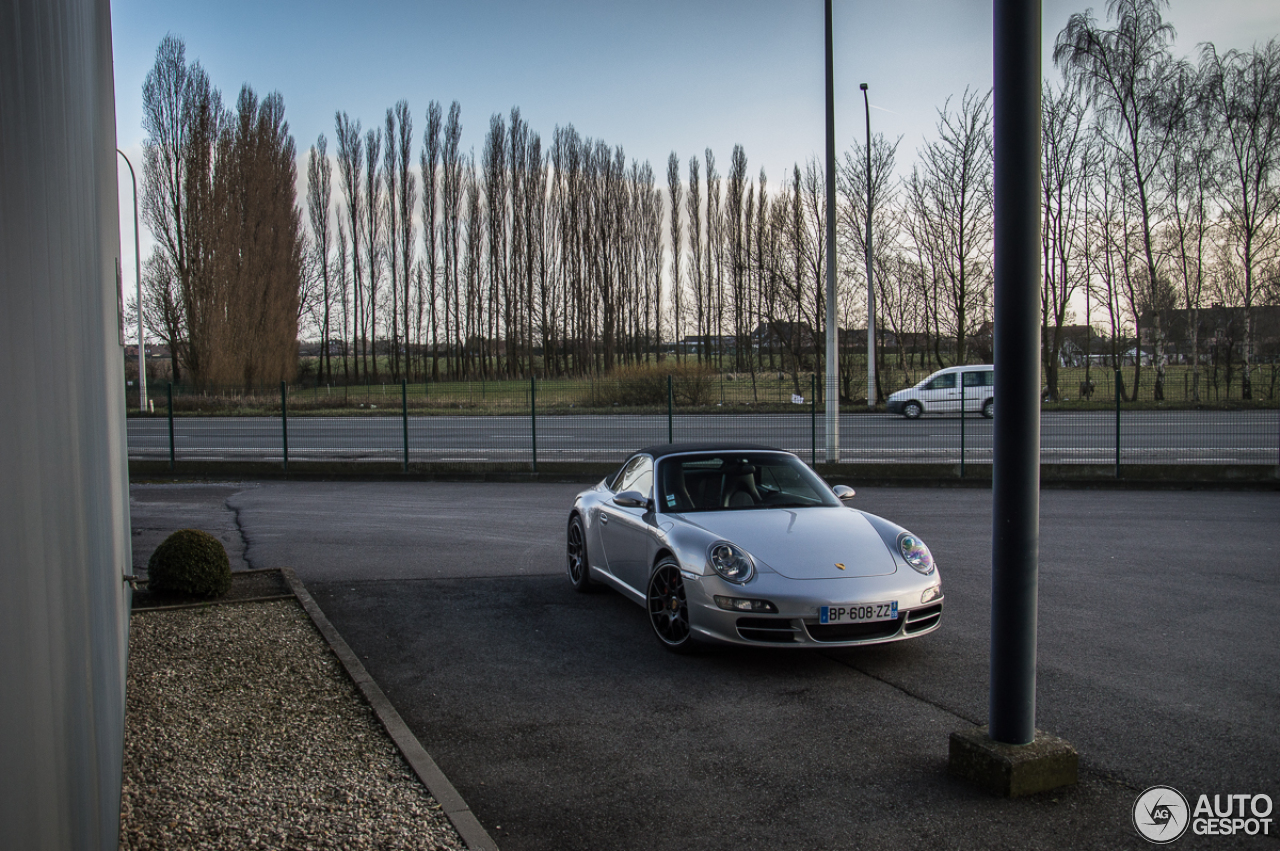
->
<box><xmin>898</xmin><ymin>533</ymin><xmax>935</xmax><ymax>574</ymax></box>
<box><xmin>707</xmin><ymin>541</ymin><xmax>755</xmax><ymax>583</ymax></box>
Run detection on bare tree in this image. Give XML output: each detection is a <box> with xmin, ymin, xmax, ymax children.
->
<box><xmin>213</xmin><ymin>86</ymin><xmax>302</xmax><ymax>387</ymax></box>
<box><xmin>686</xmin><ymin>155</ymin><xmax>704</xmax><ymax>363</ymax></box>
<box><xmin>362</xmin><ymin>127</ymin><xmax>384</xmax><ymax>379</ymax></box>
<box><xmin>839</xmin><ymin>131</ymin><xmax>902</xmax><ymax>400</ymax></box>
<box><xmin>441</xmin><ymin>103</ymin><xmax>463</xmax><ymax>378</ymax></box>
<box><xmin>667</xmin><ymin>152</ymin><xmax>684</xmax><ymax>362</ymax></box>
<box><xmin>1056</xmin><ymin>0</ymin><xmax>1180</xmax><ymax>399</ymax></box>
<box><xmin>1200</xmin><ymin>39</ymin><xmax>1280</xmax><ymax>399</ymax></box>
<box><xmin>904</xmin><ymin>89</ymin><xmax>994</xmax><ymax>366</ymax></box>
<box><xmin>726</xmin><ymin>145</ymin><xmax>748</xmax><ymax>371</ymax></box>
<box><xmin>421</xmin><ymin>101</ymin><xmax>443</xmax><ymax>380</ymax></box>
<box><xmin>1041</xmin><ymin>80</ymin><xmax>1096</xmax><ymax>399</ymax></box>
<box><xmin>1161</xmin><ymin>60</ymin><xmax>1216</xmax><ymax>400</ymax></box>
<box><xmin>334</xmin><ymin>112</ymin><xmax>363</xmax><ymax>381</ymax></box>
<box><xmin>140</xmin><ymin>35</ymin><xmax>220</xmax><ymax>383</ymax></box>
<box><xmin>395</xmin><ymin>102</ymin><xmax>416</xmax><ymax>379</ymax></box>
<box><xmin>704</xmin><ymin>149</ymin><xmax>723</xmax><ymax>365</ymax></box>
<box><xmin>307</xmin><ymin>134</ymin><xmax>334</xmax><ymax>383</ymax></box>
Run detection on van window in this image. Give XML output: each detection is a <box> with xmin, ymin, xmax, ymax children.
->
<box><xmin>963</xmin><ymin>370</ymin><xmax>993</xmax><ymax>388</ymax></box>
<box><xmin>925</xmin><ymin>373</ymin><xmax>956</xmax><ymax>390</ymax></box>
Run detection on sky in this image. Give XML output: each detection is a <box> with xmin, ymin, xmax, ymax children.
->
<box><xmin>110</xmin><ymin>0</ymin><xmax>1280</xmax><ymax>300</ymax></box>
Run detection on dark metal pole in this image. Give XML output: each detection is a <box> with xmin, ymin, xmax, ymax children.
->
<box><xmin>167</xmin><ymin>382</ymin><xmax>175</xmax><ymax>471</ymax></box>
<box><xmin>1115</xmin><ymin>369</ymin><xmax>1122</xmax><ymax>478</ymax></box>
<box><xmin>811</xmin><ymin>373</ymin><xmax>818</xmax><ymax>466</ymax></box>
<box><xmin>960</xmin><ymin>379</ymin><xmax>966</xmax><ymax>479</ymax></box>
<box><xmin>530</xmin><ymin>375</ymin><xmax>538</xmax><ymax>474</ymax></box>
<box><xmin>281</xmin><ymin>380</ymin><xmax>289</xmax><ymax>472</ymax></box>
<box><xmin>402</xmin><ymin>379</ymin><xmax>409</xmax><ymax>473</ymax></box>
<box><xmin>668</xmin><ymin>374</ymin><xmax>674</xmax><ymax>443</ymax></box>
<box><xmin>989</xmin><ymin>0</ymin><xmax>1042</xmax><ymax>747</ymax></box>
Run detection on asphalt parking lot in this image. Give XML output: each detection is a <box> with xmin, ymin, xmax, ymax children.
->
<box><xmin>130</xmin><ymin>481</ymin><xmax>1280</xmax><ymax>850</ymax></box>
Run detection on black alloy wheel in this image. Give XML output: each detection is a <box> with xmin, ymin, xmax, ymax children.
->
<box><xmin>567</xmin><ymin>516</ymin><xmax>592</xmax><ymax>592</ymax></box>
<box><xmin>903</xmin><ymin>401</ymin><xmax>923</xmax><ymax>419</ymax></box>
<box><xmin>648</xmin><ymin>559</ymin><xmax>695</xmax><ymax>653</ymax></box>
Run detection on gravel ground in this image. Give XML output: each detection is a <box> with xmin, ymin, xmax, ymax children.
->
<box><xmin>121</xmin><ymin>600</ymin><xmax>467</xmax><ymax>851</ymax></box>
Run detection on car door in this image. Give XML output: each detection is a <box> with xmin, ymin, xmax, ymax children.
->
<box><xmin>598</xmin><ymin>455</ymin><xmax>655</xmax><ymax>596</ymax></box>
<box><xmin>921</xmin><ymin>371</ymin><xmax>960</xmax><ymax>413</ymax></box>
<box><xmin>961</xmin><ymin>369</ymin><xmax>991</xmax><ymax>413</ymax></box>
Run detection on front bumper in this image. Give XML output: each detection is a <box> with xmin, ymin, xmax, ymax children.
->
<box><xmin>682</xmin><ymin>570</ymin><xmax>943</xmax><ymax>648</ymax></box>
<box><xmin>885</xmin><ymin>399</ymin><xmax>905</xmax><ymax>415</ymax></box>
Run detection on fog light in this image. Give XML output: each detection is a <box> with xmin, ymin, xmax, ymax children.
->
<box><xmin>714</xmin><ymin>596</ymin><xmax>778</xmax><ymax>613</ymax></box>
<box><xmin>921</xmin><ymin>584</ymin><xmax>942</xmax><ymax>604</ymax></box>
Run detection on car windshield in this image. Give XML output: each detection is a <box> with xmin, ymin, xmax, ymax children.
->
<box><xmin>656</xmin><ymin>452</ymin><xmax>840</xmax><ymax>513</ymax></box>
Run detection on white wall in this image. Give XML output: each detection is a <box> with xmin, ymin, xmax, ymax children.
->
<box><xmin>0</xmin><ymin>0</ymin><xmax>132</xmax><ymax>847</ymax></box>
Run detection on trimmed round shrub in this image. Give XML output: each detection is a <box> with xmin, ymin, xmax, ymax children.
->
<box><xmin>147</xmin><ymin>529</ymin><xmax>231</xmax><ymax>598</ymax></box>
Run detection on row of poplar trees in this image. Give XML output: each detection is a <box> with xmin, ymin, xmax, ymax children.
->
<box><xmin>141</xmin><ymin>35</ymin><xmax>302</xmax><ymax>389</ymax></box>
<box><xmin>139</xmin><ymin>1</ymin><xmax>1279</xmax><ymax>399</ymax></box>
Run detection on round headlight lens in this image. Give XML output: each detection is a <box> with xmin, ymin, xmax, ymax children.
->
<box><xmin>707</xmin><ymin>542</ymin><xmax>755</xmax><ymax>583</ymax></box>
<box><xmin>898</xmin><ymin>533</ymin><xmax>935</xmax><ymax>574</ymax></box>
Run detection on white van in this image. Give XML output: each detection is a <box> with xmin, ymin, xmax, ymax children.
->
<box><xmin>885</xmin><ymin>365</ymin><xmax>994</xmax><ymax>419</ymax></box>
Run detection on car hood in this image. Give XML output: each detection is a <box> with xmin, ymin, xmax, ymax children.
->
<box><xmin>682</xmin><ymin>507</ymin><xmax>897</xmax><ymax>579</ymax></box>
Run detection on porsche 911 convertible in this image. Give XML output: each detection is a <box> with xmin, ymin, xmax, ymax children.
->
<box><xmin>566</xmin><ymin>443</ymin><xmax>943</xmax><ymax>652</ymax></box>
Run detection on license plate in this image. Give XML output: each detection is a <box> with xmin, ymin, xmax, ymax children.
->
<box><xmin>820</xmin><ymin>601</ymin><xmax>898</xmax><ymax>624</ymax></box>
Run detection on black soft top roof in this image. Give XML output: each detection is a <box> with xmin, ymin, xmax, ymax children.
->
<box><xmin>635</xmin><ymin>443</ymin><xmax>784</xmax><ymax>461</ymax></box>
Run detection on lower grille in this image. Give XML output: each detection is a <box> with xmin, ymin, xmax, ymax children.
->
<box><xmin>904</xmin><ymin>603</ymin><xmax>943</xmax><ymax>634</ymax></box>
<box><xmin>736</xmin><ymin>617</ymin><xmax>801</xmax><ymax>643</ymax></box>
<box><xmin>804</xmin><ymin>616</ymin><xmax>903</xmax><ymax>643</ymax></box>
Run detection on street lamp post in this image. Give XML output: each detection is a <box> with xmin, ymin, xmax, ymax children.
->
<box><xmin>860</xmin><ymin>83</ymin><xmax>875</xmax><ymax>410</ymax></box>
<box><xmin>117</xmin><ymin>149</ymin><xmax>145</xmax><ymax>412</ymax></box>
<box><xmin>823</xmin><ymin>0</ymin><xmax>839</xmax><ymax>462</ymax></box>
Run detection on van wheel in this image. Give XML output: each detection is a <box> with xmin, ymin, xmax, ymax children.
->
<box><xmin>903</xmin><ymin>401</ymin><xmax>923</xmax><ymax>419</ymax></box>
<box><xmin>982</xmin><ymin>399</ymin><xmax>993</xmax><ymax>419</ymax></box>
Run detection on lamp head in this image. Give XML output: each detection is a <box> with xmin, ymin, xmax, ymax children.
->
<box><xmin>860</xmin><ymin>82</ymin><xmax>868</xmax><ymax>91</ymax></box>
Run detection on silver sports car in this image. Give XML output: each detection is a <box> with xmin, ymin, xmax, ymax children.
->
<box><xmin>567</xmin><ymin>443</ymin><xmax>944</xmax><ymax>652</ymax></box>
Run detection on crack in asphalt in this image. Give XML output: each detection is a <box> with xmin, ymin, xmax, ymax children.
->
<box><xmin>227</xmin><ymin>491</ymin><xmax>259</xmax><ymax>571</ymax></box>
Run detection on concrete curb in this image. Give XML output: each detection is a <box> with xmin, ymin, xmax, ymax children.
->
<box><xmin>280</xmin><ymin>567</ymin><xmax>499</xmax><ymax>851</ymax></box>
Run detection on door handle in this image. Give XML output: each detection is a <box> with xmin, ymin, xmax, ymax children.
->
<box><xmin>600</xmin><ymin>513</ymin><xmax>609</xmax><ymax>525</ymax></box>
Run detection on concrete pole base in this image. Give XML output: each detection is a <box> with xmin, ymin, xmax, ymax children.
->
<box><xmin>948</xmin><ymin>726</ymin><xmax>1078</xmax><ymax>797</ymax></box>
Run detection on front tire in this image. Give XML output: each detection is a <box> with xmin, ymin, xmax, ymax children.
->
<box><xmin>981</xmin><ymin>398</ymin><xmax>994</xmax><ymax>419</ymax></box>
<box><xmin>647</xmin><ymin>560</ymin><xmax>696</xmax><ymax>653</ymax></box>
<box><xmin>903</xmin><ymin>400</ymin><xmax>923</xmax><ymax>419</ymax></box>
<box><xmin>567</xmin><ymin>515</ymin><xmax>593</xmax><ymax>592</ymax></box>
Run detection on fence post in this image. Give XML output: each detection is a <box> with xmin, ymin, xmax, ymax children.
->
<box><xmin>530</xmin><ymin>375</ymin><xmax>538</xmax><ymax>474</ymax></box>
<box><xmin>167</xmin><ymin>382</ymin><xmax>175</xmax><ymax>471</ymax></box>
<box><xmin>1114</xmin><ymin>369</ymin><xmax>1121</xmax><ymax>478</ymax></box>
<box><xmin>667</xmin><ymin>375</ymin><xmax>673</xmax><ymax>443</ymax></box>
<box><xmin>402</xmin><ymin>379</ymin><xmax>409</xmax><ymax>473</ymax></box>
<box><xmin>281</xmin><ymin>381</ymin><xmax>289</xmax><ymax>472</ymax></box>
<box><xmin>811</xmin><ymin>373</ymin><xmax>817</xmax><ymax>466</ymax></box>
<box><xmin>960</xmin><ymin>378</ymin><xmax>966</xmax><ymax>479</ymax></box>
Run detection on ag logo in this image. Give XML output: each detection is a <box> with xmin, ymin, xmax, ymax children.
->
<box><xmin>1133</xmin><ymin>786</ymin><xmax>1190</xmax><ymax>844</ymax></box>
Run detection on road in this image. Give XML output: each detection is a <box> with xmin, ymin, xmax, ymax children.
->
<box><xmin>130</xmin><ymin>482</ymin><xmax>1280</xmax><ymax>850</ymax></box>
<box><xmin>126</xmin><ymin>409</ymin><xmax>1279</xmax><ymax>464</ymax></box>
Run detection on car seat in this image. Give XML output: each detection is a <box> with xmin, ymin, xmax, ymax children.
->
<box><xmin>723</xmin><ymin>464</ymin><xmax>761</xmax><ymax>507</ymax></box>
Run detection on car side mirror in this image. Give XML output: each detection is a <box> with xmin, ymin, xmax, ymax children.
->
<box><xmin>613</xmin><ymin>490</ymin><xmax>652</xmax><ymax>510</ymax></box>
<box><xmin>833</xmin><ymin>485</ymin><xmax>856</xmax><ymax>501</ymax></box>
